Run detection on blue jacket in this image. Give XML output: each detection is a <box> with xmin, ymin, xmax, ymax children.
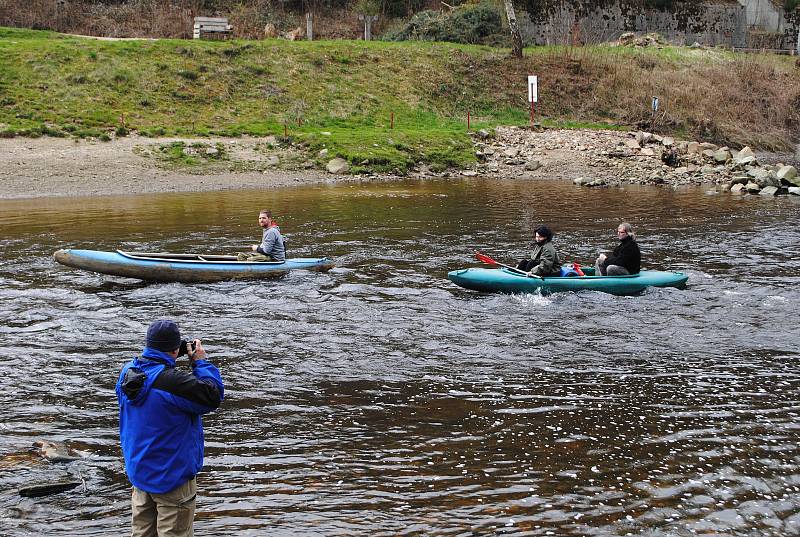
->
<box><xmin>116</xmin><ymin>347</ymin><xmax>224</xmax><ymax>494</ymax></box>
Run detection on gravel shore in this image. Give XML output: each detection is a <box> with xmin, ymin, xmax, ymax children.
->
<box><xmin>1</xmin><ymin>130</ymin><xmax>797</xmax><ymax>199</ymax></box>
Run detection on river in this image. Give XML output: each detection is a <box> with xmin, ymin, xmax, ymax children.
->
<box><xmin>1</xmin><ymin>178</ymin><xmax>799</xmax><ymax>535</ymax></box>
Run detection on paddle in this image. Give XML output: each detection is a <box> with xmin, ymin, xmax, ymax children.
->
<box><xmin>474</xmin><ymin>251</ymin><xmax>542</xmax><ymax>279</ymax></box>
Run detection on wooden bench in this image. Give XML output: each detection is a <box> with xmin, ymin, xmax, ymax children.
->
<box><xmin>193</xmin><ymin>17</ymin><xmax>232</xmax><ymax>40</ymax></box>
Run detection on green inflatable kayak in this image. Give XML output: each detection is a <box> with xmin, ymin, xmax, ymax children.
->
<box><xmin>447</xmin><ymin>266</ymin><xmax>688</xmax><ymax>296</ymax></box>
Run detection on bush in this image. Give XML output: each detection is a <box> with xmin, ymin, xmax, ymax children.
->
<box><xmin>785</xmin><ymin>0</ymin><xmax>800</xmax><ymax>12</ymax></box>
<box><xmin>384</xmin><ymin>2</ymin><xmax>505</xmax><ymax>45</ymax></box>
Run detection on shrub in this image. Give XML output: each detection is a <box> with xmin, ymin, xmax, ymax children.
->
<box><xmin>785</xmin><ymin>0</ymin><xmax>800</xmax><ymax>12</ymax></box>
<box><xmin>384</xmin><ymin>2</ymin><xmax>505</xmax><ymax>45</ymax></box>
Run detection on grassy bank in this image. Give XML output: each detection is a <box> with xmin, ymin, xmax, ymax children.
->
<box><xmin>1</xmin><ymin>27</ymin><xmax>798</xmax><ymax>173</ymax></box>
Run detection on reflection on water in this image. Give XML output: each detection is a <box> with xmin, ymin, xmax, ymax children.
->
<box><xmin>1</xmin><ymin>179</ymin><xmax>799</xmax><ymax>535</ymax></box>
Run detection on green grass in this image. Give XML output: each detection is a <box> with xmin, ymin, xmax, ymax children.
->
<box><xmin>1</xmin><ymin>26</ymin><xmax>798</xmax><ymax>172</ymax></box>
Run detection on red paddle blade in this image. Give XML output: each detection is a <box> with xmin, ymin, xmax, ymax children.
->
<box><xmin>475</xmin><ymin>251</ymin><xmax>499</xmax><ymax>266</ymax></box>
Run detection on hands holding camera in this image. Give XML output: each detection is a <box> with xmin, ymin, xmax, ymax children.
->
<box><xmin>178</xmin><ymin>338</ymin><xmax>208</xmax><ymax>362</ymax></box>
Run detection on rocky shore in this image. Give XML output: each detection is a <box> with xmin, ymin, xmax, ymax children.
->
<box><xmin>0</xmin><ymin>129</ymin><xmax>797</xmax><ymax>199</ymax></box>
<box><xmin>464</xmin><ymin>127</ymin><xmax>800</xmax><ymax>196</ymax></box>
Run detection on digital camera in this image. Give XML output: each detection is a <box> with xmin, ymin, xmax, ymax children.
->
<box><xmin>177</xmin><ymin>339</ymin><xmax>197</xmax><ymax>357</ymax></box>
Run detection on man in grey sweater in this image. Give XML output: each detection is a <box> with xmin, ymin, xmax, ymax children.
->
<box><xmin>238</xmin><ymin>209</ymin><xmax>286</xmax><ymax>262</ymax></box>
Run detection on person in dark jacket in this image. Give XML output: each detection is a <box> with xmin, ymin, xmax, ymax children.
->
<box><xmin>516</xmin><ymin>225</ymin><xmax>561</xmax><ymax>277</ymax></box>
<box><xmin>116</xmin><ymin>319</ymin><xmax>224</xmax><ymax>537</ymax></box>
<box><xmin>595</xmin><ymin>222</ymin><xmax>641</xmax><ymax>275</ymax></box>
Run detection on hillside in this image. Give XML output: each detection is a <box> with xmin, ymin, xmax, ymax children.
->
<box><xmin>0</xmin><ymin>27</ymin><xmax>798</xmax><ymax>173</ymax></box>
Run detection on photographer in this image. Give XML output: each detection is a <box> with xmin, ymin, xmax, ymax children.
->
<box><xmin>116</xmin><ymin>319</ymin><xmax>224</xmax><ymax>537</ymax></box>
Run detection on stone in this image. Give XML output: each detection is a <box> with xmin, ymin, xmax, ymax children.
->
<box><xmin>640</xmin><ymin>148</ymin><xmax>655</xmax><ymax>156</ymax></box>
<box><xmin>462</xmin><ymin>170</ymin><xmax>477</xmax><ymax>176</ymax></box>
<box><xmin>788</xmin><ymin>186</ymin><xmax>800</xmax><ymax>195</ymax></box>
<box><xmin>737</xmin><ymin>146</ymin><xmax>755</xmax><ymax>159</ymax></box>
<box><xmin>699</xmin><ymin>142</ymin><xmax>718</xmax><ymax>151</ymax></box>
<box><xmin>776</xmin><ymin>165</ymin><xmax>798</xmax><ymax>186</ymax></box>
<box><xmin>573</xmin><ymin>177</ymin><xmax>590</xmax><ymax>186</ymax></box>
<box><xmin>759</xmin><ymin>185</ymin><xmax>779</xmax><ymax>196</ymax></box>
<box><xmin>263</xmin><ymin>23</ymin><xmax>278</xmax><ymax>38</ymax></box>
<box><xmin>624</xmin><ymin>139</ymin><xmax>641</xmax><ymax>149</ymax></box>
<box><xmin>326</xmin><ymin>157</ymin><xmax>349</xmax><ymax>174</ymax></box>
<box><xmin>730</xmin><ymin>183</ymin><xmax>745</xmax><ymax>194</ymax></box>
<box><xmin>730</xmin><ymin>175</ymin><xmax>749</xmax><ymax>185</ymax></box>
<box><xmin>524</xmin><ymin>160</ymin><xmax>542</xmax><ymax>171</ymax></box>
<box><xmin>284</xmin><ymin>27</ymin><xmax>304</xmax><ymax>41</ymax></box>
<box><xmin>476</xmin><ymin>129</ymin><xmax>490</xmax><ymax>139</ymax></box>
<box><xmin>702</xmin><ymin>149</ymin><xmax>716</xmax><ymax>158</ymax></box>
<box><xmin>265</xmin><ymin>155</ymin><xmax>279</xmax><ymax>166</ymax></box>
<box><xmin>635</xmin><ymin>131</ymin><xmax>652</xmax><ymax>145</ymax></box>
<box><xmin>318</xmin><ymin>148</ymin><xmax>328</xmax><ymax>157</ymax></box>
<box><xmin>745</xmin><ymin>181</ymin><xmax>761</xmax><ymax>193</ymax></box>
<box><xmin>713</xmin><ymin>149</ymin><xmax>731</xmax><ymax>163</ymax></box>
<box><xmin>34</xmin><ymin>440</ymin><xmax>79</xmax><ymax>462</ymax></box>
<box><xmin>502</xmin><ymin>147</ymin><xmax>520</xmax><ymax>158</ymax></box>
<box><xmin>662</xmin><ymin>136</ymin><xmax>674</xmax><ymax>147</ymax></box>
<box><xmin>734</xmin><ymin>155</ymin><xmax>756</xmax><ymax>166</ymax></box>
<box><xmin>687</xmin><ymin>141</ymin><xmax>701</xmax><ymax>154</ymax></box>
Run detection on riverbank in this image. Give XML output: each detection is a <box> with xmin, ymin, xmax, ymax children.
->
<box><xmin>1</xmin><ymin>129</ymin><xmax>798</xmax><ymax>199</ymax></box>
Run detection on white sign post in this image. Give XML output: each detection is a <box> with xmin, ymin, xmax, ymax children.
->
<box><xmin>528</xmin><ymin>75</ymin><xmax>538</xmax><ymax>126</ymax></box>
<box><xmin>651</xmin><ymin>96</ymin><xmax>659</xmax><ymax>114</ymax></box>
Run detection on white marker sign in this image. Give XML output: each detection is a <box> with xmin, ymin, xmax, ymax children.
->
<box><xmin>528</xmin><ymin>75</ymin><xmax>538</xmax><ymax>103</ymax></box>
<box><xmin>652</xmin><ymin>96</ymin><xmax>659</xmax><ymax>113</ymax></box>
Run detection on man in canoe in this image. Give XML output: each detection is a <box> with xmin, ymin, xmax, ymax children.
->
<box><xmin>516</xmin><ymin>225</ymin><xmax>562</xmax><ymax>277</ymax></box>
<box><xmin>116</xmin><ymin>320</ymin><xmax>224</xmax><ymax>537</ymax></box>
<box><xmin>238</xmin><ymin>209</ymin><xmax>286</xmax><ymax>262</ymax></box>
<box><xmin>595</xmin><ymin>222</ymin><xmax>641</xmax><ymax>275</ymax></box>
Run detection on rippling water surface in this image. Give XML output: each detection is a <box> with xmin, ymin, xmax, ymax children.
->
<box><xmin>1</xmin><ymin>178</ymin><xmax>799</xmax><ymax>536</ymax></box>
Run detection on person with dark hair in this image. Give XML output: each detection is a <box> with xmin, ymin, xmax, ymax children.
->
<box><xmin>516</xmin><ymin>225</ymin><xmax>561</xmax><ymax>277</ymax></box>
<box><xmin>116</xmin><ymin>320</ymin><xmax>224</xmax><ymax>537</ymax></box>
<box><xmin>238</xmin><ymin>209</ymin><xmax>286</xmax><ymax>262</ymax></box>
<box><xmin>595</xmin><ymin>222</ymin><xmax>641</xmax><ymax>275</ymax></box>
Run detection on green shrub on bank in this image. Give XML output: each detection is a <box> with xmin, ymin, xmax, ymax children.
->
<box><xmin>384</xmin><ymin>3</ymin><xmax>507</xmax><ymax>46</ymax></box>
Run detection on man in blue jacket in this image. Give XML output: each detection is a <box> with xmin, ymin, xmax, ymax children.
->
<box><xmin>117</xmin><ymin>319</ymin><xmax>224</xmax><ymax>537</ymax></box>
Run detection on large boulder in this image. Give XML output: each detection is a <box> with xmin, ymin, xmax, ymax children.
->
<box><xmin>745</xmin><ymin>181</ymin><xmax>761</xmax><ymax>193</ymax></box>
<box><xmin>713</xmin><ymin>149</ymin><xmax>731</xmax><ymax>163</ymax></box>
<box><xmin>759</xmin><ymin>185</ymin><xmax>779</xmax><ymax>196</ymax></box>
<box><xmin>788</xmin><ymin>186</ymin><xmax>800</xmax><ymax>195</ymax></box>
<box><xmin>326</xmin><ymin>157</ymin><xmax>349</xmax><ymax>174</ymax></box>
<box><xmin>730</xmin><ymin>183</ymin><xmax>745</xmax><ymax>194</ymax></box>
<box><xmin>776</xmin><ymin>165</ymin><xmax>798</xmax><ymax>186</ymax></box>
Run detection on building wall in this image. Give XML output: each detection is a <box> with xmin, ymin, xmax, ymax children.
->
<box><xmin>515</xmin><ymin>0</ymin><xmax>749</xmax><ymax>47</ymax></box>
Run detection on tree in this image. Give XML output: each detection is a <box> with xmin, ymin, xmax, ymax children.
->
<box><xmin>502</xmin><ymin>0</ymin><xmax>523</xmax><ymax>58</ymax></box>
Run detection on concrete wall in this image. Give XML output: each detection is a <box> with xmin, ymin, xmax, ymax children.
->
<box><xmin>516</xmin><ymin>0</ymin><xmax>749</xmax><ymax>47</ymax></box>
<box><xmin>739</xmin><ymin>0</ymin><xmax>784</xmax><ymax>31</ymax></box>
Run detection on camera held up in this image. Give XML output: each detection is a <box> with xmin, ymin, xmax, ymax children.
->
<box><xmin>177</xmin><ymin>339</ymin><xmax>197</xmax><ymax>357</ymax></box>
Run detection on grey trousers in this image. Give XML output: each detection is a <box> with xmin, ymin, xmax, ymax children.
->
<box><xmin>131</xmin><ymin>477</ymin><xmax>196</xmax><ymax>537</ymax></box>
<box><xmin>595</xmin><ymin>259</ymin><xmax>630</xmax><ymax>276</ymax></box>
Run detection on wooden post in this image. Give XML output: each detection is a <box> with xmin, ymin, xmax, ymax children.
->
<box><xmin>467</xmin><ymin>110</ymin><xmax>470</xmax><ymax>130</ymax></box>
<box><xmin>306</xmin><ymin>13</ymin><xmax>313</xmax><ymax>41</ymax></box>
<box><xmin>529</xmin><ymin>100</ymin><xmax>535</xmax><ymax>127</ymax></box>
<box><xmin>390</xmin><ymin>112</ymin><xmax>394</xmax><ymax>129</ymax></box>
<box><xmin>284</xmin><ymin>123</ymin><xmax>288</xmax><ymax>137</ymax></box>
<box><xmin>359</xmin><ymin>14</ymin><xmax>377</xmax><ymax>41</ymax></box>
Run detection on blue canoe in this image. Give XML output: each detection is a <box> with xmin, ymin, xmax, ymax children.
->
<box><xmin>448</xmin><ymin>266</ymin><xmax>688</xmax><ymax>296</ymax></box>
<box><xmin>54</xmin><ymin>249</ymin><xmax>334</xmax><ymax>283</ymax></box>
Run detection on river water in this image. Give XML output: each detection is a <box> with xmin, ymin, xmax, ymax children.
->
<box><xmin>1</xmin><ymin>178</ymin><xmax>799</xmax><ymax>536</ymax></box>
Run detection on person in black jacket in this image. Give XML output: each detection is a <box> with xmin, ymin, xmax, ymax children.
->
<box><xmin>595</xmin><ymin>222</ymin><xmax>641</xmax><ymax>275</ymax></box>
